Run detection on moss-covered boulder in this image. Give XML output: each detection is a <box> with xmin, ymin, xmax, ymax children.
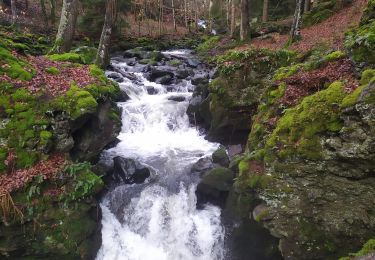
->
<box><xmin>196</xmin><ymin>167</ymin><xmax>234</xmax><ymax>207</ymax></box>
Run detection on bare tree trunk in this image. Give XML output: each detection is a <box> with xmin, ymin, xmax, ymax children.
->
<box><xmin>49</xmin><ymin>0</ymin><xmax>56</xmax><ymax>26</ymax></box>
<box><xmin>158</xmin><ymin>0</ymin><xmax>162</xmax><ymax>35</ymax></box>
<box><xmin>262</xmin><ymin>0</ymin><xmax>268</xmax><ymax>23</ymax></box>
<box><xmin>52</xmin><ymin>0</ymin><xmax>78</xmax><ymax>53</ymax></box>
<box><xmin>194</xmin><ymin>0</ymin><xmax>198</xmax><ymax>31</ymax></box>
<box><xmin>290</xmin><ymin>0</ymin><xmax>303</xmax><ymax>42</ymax></box>
<box><xmin>96</xmin><ymin>0</ymin><xmax>117</xmax><ymax>68</ymax></box>
<box><xmin>172</xmin><ymin>0</ymin><xmax>177</xmax><ymax>31</ymax></box>
<box><xmin>304</xmin><ymin>0</ymin><xmax>310</xmax><ymax>12</ymax></box>
<box><xmin>240</xmin><ymin>0</ymin><xmax>249</xmax><ymax>40</ymax></box>
<box><xmin>230</xmin><ymin>0</ymin><xmax>235</xmax><ymax>37</ymax></box>
<box><xmin>184</xmin><ymin>0</ymin><xmax>188</xmax><ymax>27</ymax></box>
<box><xmin>11</xmin><ymin>0</ymin><xmax>16</xmax><ymax>25</ymax></box>
<box><xmin>40</xmin><ymin>0</ymin><xmax>49</xmax><ymax>27</ymax></box>
<box><xmin>208</xmin><ymin>0</ymin><xmax>213</xmax><ymax>33</ymax></box>
<box><xmin>226</xmin><ymin>0</ymin><xmax>230</xmax><ymax>28</ymax></box>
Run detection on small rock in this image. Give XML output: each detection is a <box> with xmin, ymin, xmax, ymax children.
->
<box><xmin>212</xmin><ymin>146</ymin><xmax>230</xmax><ymax>167</ymax></box>
<box><xmin>168</xmin><ymin>96</ymin><xmax>186</xmax><ymax>102</ymax></box>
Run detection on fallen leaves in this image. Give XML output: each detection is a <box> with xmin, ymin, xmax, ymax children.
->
<box><xmin>0</xmin><ymin>154</ymin><xmax>66</xmax><ymax>194</ymax></box>
<box><xmin>279</xmin><ymin>59</ymin><xmax>358</xmax><ymax>107</ymax></box>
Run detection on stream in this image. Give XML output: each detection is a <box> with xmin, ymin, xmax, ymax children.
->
<box><xmin>95</xmin><ymin>49</ymin><xmax>226</xmax><ymax>260</ymax></box>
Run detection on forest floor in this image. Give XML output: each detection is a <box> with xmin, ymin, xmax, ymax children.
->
<box><xmin>238</xmin><ymin>0</ymin><xmax>367</xmax><ymax>52</ymax></box>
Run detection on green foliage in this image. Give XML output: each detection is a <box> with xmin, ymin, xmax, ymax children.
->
<box><xmin>63</xmin><ymin>162</ymin><xmax>103</xmax><ymax>201</ymax></box>
<box><xmin>266</xmin><ymin>81</ymin><xmax>347</xmax><ymax>160</ymax></box>
<box><xmin>44</xmin><ymin>66</ymin><xmax>60</xmax><ymax>75</ymax></box>
<box><xmin>71</xmin><ymin>46</ymin><xmax>97</xmax><ymax>64</ymax></box>
<box><xmin>303</xmin><ymin>0</ymin><xmax>335</xmax><ymax>27</ymax></box>
<box><xmin>196</xmin><ymin>36</ymin><xmax>221</xmax><ymax>54</ymax></box>
<box><xmin>0</xmin><ymin>46</ymin><xmax>33</xmax><ymax>80</ymax></box>
<box><xmin>324</xmin><ymin>50</ymin><xmax>346</xmax><ymax>61</ymax></box>
<box><xmin>47</xmin><ymin>53</ymin><xmax>84</xmax><ymax>63</ymax></box>
<box><xmin>345</xmin><ymin>20</ymin><xmax>375</xmax><ymax>64</ymax></box>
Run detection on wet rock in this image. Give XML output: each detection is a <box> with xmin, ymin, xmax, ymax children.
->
<box><xmin>191</xmin><ymin>157</ymin><xmax>214</xmax><ymax>175</ymax></box>
<box><xmin>191</xmin><ymin>75</ymin><xmax>209</xmax><ymax>86</ymax></box>
<box><xmin>146</xmin><ymin>86</ymin><xmax>158</xmax><ymax>95</ymax></box>
<box><xmin>113</xmin><ymin>156</ymin><xmax>151</xmax><ymax>184</ymax></box>
<box><xmin>70</xmin><ymin>101</ymin><xmax>122</xmax><ymax>162</ymax></box>
<box><xmin>176</xmin><ymin>69</ymin><xmax>193</xmax><ymax>79</ymax></box>
<box><xmin>187</xmin><ymin>58</ymin><xmax>201</xmax><ymax>68</ymax></box>
<box><xmin>146</xmin><ymin>68</ymin><xmax>174</xmax><ymax>82</ymax></box>
<box><xmin>155</xmin><ymin>74</ymin><xmax>173</xmax><ymax>85</ymax></box>
<box><xmin>168</xmin><ymin>96</ymin><xmax>186</xmax><ymax>102</ymax></box>
<box><xmin>212</xmin><ymin>146</ymin><xmax>230</xmax><ymax>167</ymax></box>
<box><xmin>227</xmin><ymin>144</ymin><xmax>243</xmax><ymax>158</ymax></box>
<box><xmin>196</xmin><ymin>167</ymin><xmax>234</xmax><ymax>207</ymax></box>
<box><xmin>107</xmin><ymin>72</ymin><xmax>124</xmax><ymax>83</ymax></box>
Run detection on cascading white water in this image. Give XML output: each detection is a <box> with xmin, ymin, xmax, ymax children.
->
<box><xmin>96</xmin><ymin>50</ymin><xmax>225</xmax><ymax>260</ymax></box>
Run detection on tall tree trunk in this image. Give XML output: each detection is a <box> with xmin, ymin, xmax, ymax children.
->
<box><xmin>184</xmin><ymin>0</ymin><xmax>188</xmax><ymax>27</ymax></box>
<box><xmin>172</xmin><ymin>0</ymin><xmax>177</xmax><ymax>31</ymax></box>
<box><xmin>240</xmin><ymin>0</ymin><xmax>249</xmax><ymax>40</ymax></box>
<box><xmin>290</xmin><ymin>0</ymin><xmax>303</xmax><ymax>42</ymax></box>
<box><xmin>40</xmin><ymin>0</ymin><xmax>49</xmax><ymax>28</ymax></box>
<box><xmin>262</xmin><ymin>0</ymin><xmax>268</xmax><ymax>23</ymax></box>
<box><xmin>194</xmin><ymin>0</ymin><xmax>198</xmax><ymax>31</ymax></box>
<box><xmin>158</xmin><ymin>0</ymin><xmax>162</xmax><ymax>35</ymax></box>
<box><xmin>230</xmin><ymin>0</ymin><xmax>235</xmax><ymax>37</ymax></box>
<box><xmin>208</xmin><ymin>0</ymin><xmax>213</xmax><ymax>33</ymax></box>
<box><xmin>11</xmin><ymin>0</ymin><xmax>16</xmax><ymax>25</ymax></box>
<box><xmin>52</xmin><ymin>0</ymin><xmax>78</xmax><ymax>53</ymax></box>
<box><xmin>96</xmin><ymin>0</ymin><xmax>117</xmax><ymax>68</ymax></box>
<box><xmin>49</xmin><ymin>0</ymin><xmax>56</xmax><ymax>26</ymax></box>
<box><xmin>304</xmin><ymin>0</ymin><xmax>310</xmax><ymax>12</ymax></box>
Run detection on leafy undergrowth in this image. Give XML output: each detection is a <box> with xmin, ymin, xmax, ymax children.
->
<box><xmin>278</xmin><ymin>58</ymin><xmax>357</xmax><ymax>106</ymax></box>
<box><xmin>244</xmin><ymin>0</ymin><xmax>367</xmax><ymax>52</ymax></box>
<box><xmin>0</xmin><ymin>154</ymin><xmax>65</xmax><ymax>194</ymax></box>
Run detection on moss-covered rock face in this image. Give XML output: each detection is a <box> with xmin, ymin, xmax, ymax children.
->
<box><xmin>202</xmin><ymin>49</ymin><xmax>296</xmax><ymax>142</ymax></box>
<box><xmin>0</xmin><ymin>46</ymin><xmax>34</xmax><ymax>81</ymax></box>
<box><xmin>0</xmin><ymin>162</ymin><xmax>103</xmax><ymax>259</ymax></box>
<box><xmin>237</xmin><ymin>77</ymin><xmax>375</xmax><ymax>259</ymax></box>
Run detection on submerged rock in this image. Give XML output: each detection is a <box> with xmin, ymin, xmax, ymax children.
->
<box><xmin>113</xmin><ymin>156</ymin><xmax>151</xmax><ymax>184</ymax></box>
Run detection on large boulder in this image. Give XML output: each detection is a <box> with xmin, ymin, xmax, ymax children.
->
<box><xmin>212</xmin><ymin>146</ymin><xmax>230</xmax><ymax>167</ymax></box>
<box><xmin>196</xmin><ymin>167</ymin><xmax>234</xmax><ymax>207</ymax></box>
<box><xmin>191</xmin><ymin>157</ymin><xmax>214</xmax><ymax>175</ymax></box>
<box><xmin>113</xmin><ymin>157</ymin><xmax>150</xmax><ymax>184</ymax></box>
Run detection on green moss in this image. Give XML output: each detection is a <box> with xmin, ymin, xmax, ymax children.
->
<box><xmin>266</xmin><ymin>81</ymin><xmax>347</xmax><ymax>160</ymax></box>
<box><xmin>360</xmin><ymin>69</ymin><xmax>375</xmax><ymax>85</ymax></box>
<box><xmin>196</xmin><ymin>36</ymin><xmax>221</xmax><ymax>54</ymax></box>
<box><xmin>89</xmin><ymin>64</ymin><xmax>107</xmax><ymax>84</ymax></box>
<box><xmin>238</xmin><ymin>160</ymin><xmax>250</xmax><ymax>175</ymax></box>
<box><xmin>341</xmin><ymin>85</ymin><xmax>365</xmax><ymax>108</ymax></box>
<box><xmin>52</xmin><ymin>85</ymin><xmax>98</xmax><ymax>119</ymax></box>
<box><xmin>47</xmin><ymin>53</ymin><xmax>84</xmax><ymax>63</ymax></box>
<box><xmin>324</xmin><ymin>50</ymin><xmax>346</xmax><ymax>61</ymax></box>
<box><xmin>71</xmin><ymin>46</ymin><xmax>97</xmax><ymax>64</ymax></box>
<box><xmin>0</xmin><ymin>147</ymin><xmax>7</xmax><ymax>173</ymax></box>
<box><xmin>273</xmin><ymin>64</ymin><xmax>301</xmax><ymax>81</ymax></box>
<box><xmin>0</xmin><ymin>46</ymin><xmax>33</xmax><ymax>81</ymax></box>
<box><xmin>45</xmin><ymin>66</ymin><xmax>60</xmax><ymax>75</ymax></box>
<box><xmin>168</xmin><ymin>59</ymin><xmax>182</xmax><ymax>66</ymax></box>
<box><xmin>302</xmin><ymin>0</ymin><xmax>337</xmax><ymax>27</ymax></box>
<box><xmin>339</xmin><ymin>239</ymin><xmax>375</xmax><ymax>259</ymax></box>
